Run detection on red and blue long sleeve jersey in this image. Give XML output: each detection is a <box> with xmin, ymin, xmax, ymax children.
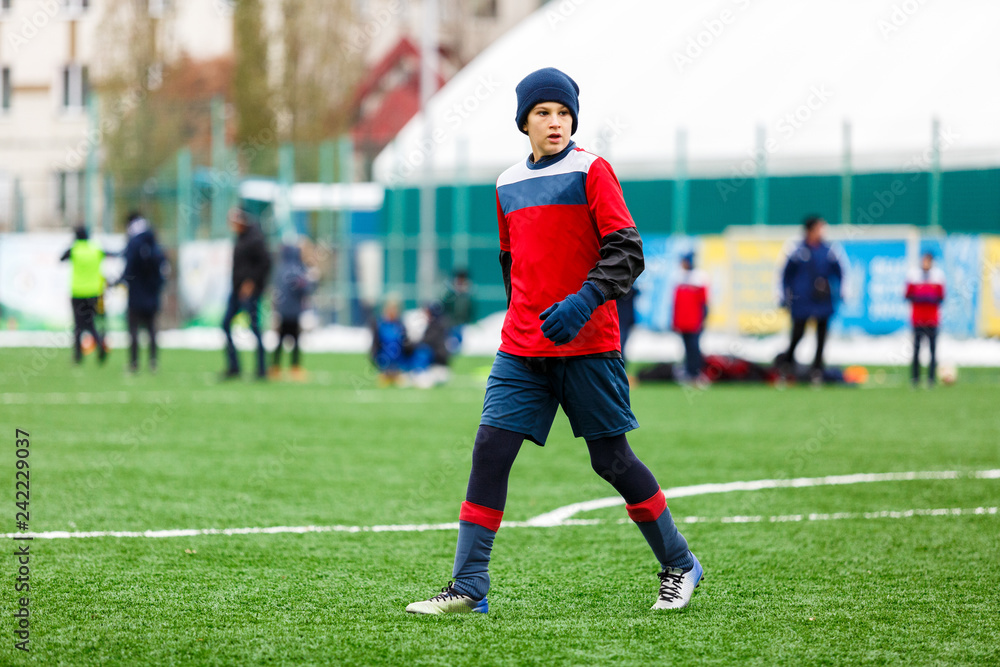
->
<box><xmin>495</xmin><ymin>145</ymin><xmax>637</xmax><ymax>357</ymax></box>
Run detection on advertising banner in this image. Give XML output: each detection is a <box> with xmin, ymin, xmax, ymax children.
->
<box><xmin>0</xmin><ymin>233</ymin><xmax>125</xmax><ymax>330</ymax></box>
<box><xmin>941</xmin><ymin>236</ymin><xmax>980</xmax><ymax>338</ymax></box>
<box><xmin>700</xmin><ymin>236</ymin><xmax>733</xmax><ymax>332</ymax></box>
<box><xmin>177</xmin><ymin>240</ymin><xmax>233</xmax><ymax>327</ymax></box>
<box><xmin>836</xmin><ymin>239</ymin><xmax>909</xmax><ymax>335</ymax></box>
<box><xmin>980</xmin><ymin>236</ymin><xmax>1000</xmax><ymax>337</ymax></box>
<box><xmin>731</xmin><ymin>239</ymin><xmax>788</xmax><ymax>335</ymax></box>
<box><xmin>633</xmin><ymin>235</ymin><xmax>689</xmax><ymax>332</ymax></box>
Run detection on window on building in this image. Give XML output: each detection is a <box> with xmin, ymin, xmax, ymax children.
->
<box><xmin>56</xmin><ymin>171</ymin><xmax>86</xmax><ymax>224</ymax></box>
<box><xmin>1</xmin><ymin>68</ymin><xmax>10</xmax><ymax>112</ymax></box>
<box><xmin>474</xmin><ymin>0</ymin><xmax>498</xmax><ymax>18</ymax></box>
<box><xmin>148</xmin><ymin>0</ymin><xmax>172</xmax><ymax>19</ymax></box>
<box><xmin>146</xmin><ymin>62</ymin><xmax>163</xmax><ymax>90</ymax></box>
<box><xmin>61</xmin><ymin>0</ymin><xmax>90</xmax><ymax>14</ymax></box>
<box><xmin>61</xmin><ymin>64</ymin><xmax>89</xmax><ymax>110</ymax></box>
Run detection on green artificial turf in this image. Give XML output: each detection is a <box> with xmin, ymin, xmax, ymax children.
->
<box><xmin>0</xmin><ymin>348</ymin><xmax>998</xmax><ymax>665</ymax></box>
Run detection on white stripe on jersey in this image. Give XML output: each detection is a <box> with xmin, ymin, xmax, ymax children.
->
<box><xmin>496</xmin><ymin>148</ymin><xmax>600</xmax><ymax>188</ymax></box>
<box><xmin>906</xmin><ymin>266</ymin><xmax>946</xmax><ymax>285</ymax></box>
<box><xmin>676</xmin><ymin>268</ymin><xmax>709</xmax><ymax>287</ymax></box>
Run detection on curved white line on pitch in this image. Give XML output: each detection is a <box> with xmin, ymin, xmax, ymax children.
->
<box><xmin>4</xmin><ymin>506</ymin><xmax>997</xmax><ymax>540</ymax></box>
<box><xmin>522</xmin><ymin>469</ymin><xmax>1000</xmax><ymax>526</ymax></box>
<box><xmin>5</xmin><ymin>469</ymin><xmax>998</xmax><ymax>540</ymax></box>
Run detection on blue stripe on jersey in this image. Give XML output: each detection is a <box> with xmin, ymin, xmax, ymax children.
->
<box><xmin>497</xmin><ymin>171</ymin><xmax>588</xmax><ymax>216</ymax></box>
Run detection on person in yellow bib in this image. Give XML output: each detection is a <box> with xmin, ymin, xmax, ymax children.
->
<box><xmin>60</xmin><ymin>226</ymin><xmax>111</xmax><ymax>365</ymax></box>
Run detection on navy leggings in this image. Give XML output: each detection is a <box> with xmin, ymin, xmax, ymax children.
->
<box><xmin>465</xmin><ymin>425</ymin><xmax>660</xmax><ymax>510</ymax></box>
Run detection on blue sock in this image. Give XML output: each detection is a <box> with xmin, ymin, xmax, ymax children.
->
<box><xmin>451</xmin><ymin>520</ymin><xmax>495</xmax><ymax>599</ymax></box>
<box><xmin>634</xmin><ymin>508</ymin><xmax>693</xmax><ymax>572</ymax></box>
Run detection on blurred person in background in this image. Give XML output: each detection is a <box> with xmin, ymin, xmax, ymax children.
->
<box><xmin>116</xmin><ymin>212</ymin><xmax>168</xmax><ymax>373</ymax></box>
<box><xmin>443</xmin><ymin>269</ymin><xmax>475</xmax><ymax>326</ymax></box>
<box><xmin>779</xmin><ymin>215</ymin><xmax>846</xmax><ymax>383</ymax></box>
<box><xmin>221</xmin><ymin>208</ymin><xmax>272</xmax><ymax>380</ymax></box>
<box><xmin>369</xmin><ymin>295</ymin><xmax>432</xmax><ymax>386</ymax></box>
<box><xmin>421</xmin><ymin>302</ymin><xmax>453</xmax><ymax>367</ymax></box>
<box><xmin>616</xmin><ymin>285</ymin><xmax>639</xmax><ymax>366</ymax></box>
<box><xmin>905</xmin><ymin>251</ymin><xmax>946</xmax><ymax>387</ymax></box>
<box><xmin>270</xmin><ymin>240</ymin><xmax>315</xmax><ymax>381</ymax></box>
<box><xmin>419</xmin><ymin>302</ymin><xmax>459</xmax><ymax>386</ymax></box>
<box><xmin>60</xmin><ymin>226</ymin><xmax>110</xmax><ymax>365</ymax></box>
<box><xmin>442</xmin><ymin>268</ymin><xmax>475</xmax><ymax>353</ymax></box>
<box><xmin>672</xmin><ymin>251</ymin><xmax>709</xmax><ymax>383</ymax></box>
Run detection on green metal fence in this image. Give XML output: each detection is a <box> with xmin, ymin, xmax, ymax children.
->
<box><xmin>381</xmin><ymin>166</ymin><xmax>1000</xmax><ymax>316</ymax></box>
<box><xmin>84</xmin><ymin>89</ymin><xmax>1000</xmax><ymax>326</ymax></box>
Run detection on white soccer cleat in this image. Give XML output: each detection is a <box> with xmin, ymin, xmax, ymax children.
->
<box><xmin>652</xmin><ymin>553</ymin><xmax>703</xmax><ymax>610</ymax></box>
<box><xmin>405</xmin><ymin>583</ymin><xmax>489</xmax><ymax>615</ymax></box>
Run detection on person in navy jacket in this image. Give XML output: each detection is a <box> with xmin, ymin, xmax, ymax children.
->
<box><xmin>780</xmin><ymin>215</ymin><xmax>846</xmax><ymax>381</ymax></box>
<box><xmin>270</xmin><ymin>242</ymin><xmax>314</xmax><ymax>381</ymax></box>
<box><xmin>117</xmin><ymin>212</ymin><xmax>167</xmax><ymax>373</ymax></box>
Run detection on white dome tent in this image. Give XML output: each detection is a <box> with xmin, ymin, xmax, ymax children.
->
<box><xmin>373</xmin><ymin>0</ymin><xmax>1000</xmax><ymax>184</ymax></box>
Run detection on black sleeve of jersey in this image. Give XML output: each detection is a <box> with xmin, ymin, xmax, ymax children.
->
<box><xmin>499</xmin><ymin>250</ymin><xmax>512</xmax><ymax>308</ymax></box>
<box><xmin>587</xmin><ymin>227</ymin><xmax>644</xmax><ymax>301</ymax></box>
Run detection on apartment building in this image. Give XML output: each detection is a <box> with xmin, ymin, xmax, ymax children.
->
<box><xmin>0</xmin><ymin>0</ymin><xmax>231</xmax><ymax>231</ymax></box>
<box><xmin>0</xmin><ymin>0</ymin><xmax>543</xmax><ymax>231</ymax></box>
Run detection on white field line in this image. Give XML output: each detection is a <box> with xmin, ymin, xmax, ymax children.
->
<box><xmin>3</xmin><ymin>507</ymin><xmax>996</xmax><ymax>541</ymax></box>
<box><xmin>0</xmin><ymin>390</ymin><xmax>481</xmax><ymax>406</ymax></box>
<box><xmin>4</xmin><ymin>470</ymin><xmax>998</xmax><ymax>540</ymax></box>
<box><xmin>523</xmin><ymin>469</ymin><xmax>1000</xmax><ymax>526</ymax></box>
<box><xmin>679</xmin><ymin>506</ymin><xmax>999</xmax><ymax>524</ymax></box>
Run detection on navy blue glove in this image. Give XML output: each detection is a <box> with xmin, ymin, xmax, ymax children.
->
<box><xmin>539</xmin><ymin>281</ymin><xmax>606</xmax><ymax>346</ymax></box>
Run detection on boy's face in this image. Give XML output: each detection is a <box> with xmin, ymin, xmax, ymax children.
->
<box><xmin>522</xmin><ymin>102</ymin><xmax>572</xmax><ymax>159</ymax></box>
<box><xmin>921</xmin><ymin>254</ymin><xmax>934</xmax><ymax>271</ymax></box>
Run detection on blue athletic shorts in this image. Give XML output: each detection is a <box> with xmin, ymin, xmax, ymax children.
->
<box><xmin>480</xmin><ymin>351</ymin><xmax>639</xmax><ymax>446</ymax></box>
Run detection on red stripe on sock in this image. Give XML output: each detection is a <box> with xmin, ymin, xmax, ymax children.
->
<box><xmin>460</xmin><ymin>501</ymin><xmax>503</xmax><ymax>532</ymax></box>
<box><xmin>626</xmin><ymin>488</ymin><xmax>667</xmax><ymax>522</ymax></box>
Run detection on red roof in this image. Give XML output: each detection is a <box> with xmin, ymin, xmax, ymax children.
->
<box><xmin>351</xmin><ymin>37</ymin><xmax>448</xmax><ymax>154</ymax></box>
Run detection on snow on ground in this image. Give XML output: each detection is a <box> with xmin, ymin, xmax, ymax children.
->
<box><xmin>2</xmin><ymin>311</ymin><xmax>999</xmax><ymax>368</ymax></box>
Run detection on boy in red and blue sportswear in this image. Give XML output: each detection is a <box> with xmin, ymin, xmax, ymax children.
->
<box><xmin>905</xmin><ymin>252</ymin><xmax>945</xmax><ymax>387</ymax></box>
<box><xmin>406</xmin><ymin>67</ymin><xmax>702</xmax><ymax>615</ymax></box>
<box><xmin>672</xmin><ymin>251</ymin><xmax>709</xmax><ymax>381</ymax></box>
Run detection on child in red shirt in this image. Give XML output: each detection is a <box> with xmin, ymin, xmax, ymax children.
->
<box><xmin>672</xmin><ymin>251</ymin><xmax>709</xmax><ymax>381</ymax></box>
<box><xmin>905</xmin><ymin>252</ymin><xmax>945</xmax><ymax>386</ymax></box>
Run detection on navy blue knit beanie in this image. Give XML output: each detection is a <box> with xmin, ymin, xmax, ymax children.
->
<box><xmin>515</xmin><ymin>67</ymin><xmax>579</xmax><ymax>136</ymax></box>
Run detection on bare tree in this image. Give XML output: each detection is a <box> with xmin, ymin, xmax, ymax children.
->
<box><xmin>233</xmin><ymin>0</ymin><xmax>277</xmax><ymax>174</ymax></box>
<box><xmin>93</xmin><ymin>0</ymin><xmax>184</xmax><ymax>221</ymax></box>
<box><xmin>277</xmin><ymin>0</ymin><xmax>363</xmax><ymax>145</ymax></box>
